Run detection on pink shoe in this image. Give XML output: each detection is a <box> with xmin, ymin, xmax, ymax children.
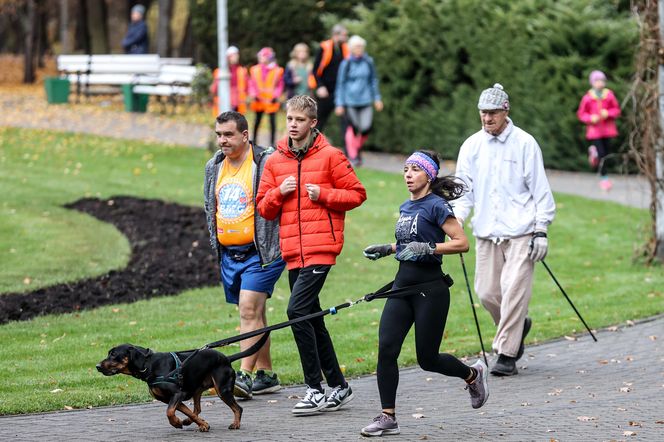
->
<box><xmin>599</xmin><ymin>178</ymin><xmax>613</xmax><ymax>191</ymax></box>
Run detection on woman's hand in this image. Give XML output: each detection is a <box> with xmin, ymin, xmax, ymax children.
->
<box><xmin>374</xmin><ymin>100</ymin><xmax>384</xmax><ymax>112</ymax></box>
<box><xmin>363</xmin><ymin>244</ymin><xmax>394</xmax><ymax>260</ymax></box>
<box><xmin>335</xmin><ymin>106</ymin><xmax>345</xmax><ymax>116</ymax></box>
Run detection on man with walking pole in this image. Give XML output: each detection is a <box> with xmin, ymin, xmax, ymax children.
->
<box><xmin>452</xmin><ymin>83</ymin><xmax>556</xmax><ymax>376</ymax></box>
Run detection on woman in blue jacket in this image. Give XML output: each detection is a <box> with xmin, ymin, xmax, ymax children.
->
<box><xmin>334</xmin><ymin>35</ymin><xmax>383</xmax><ymax>167</ymax></box>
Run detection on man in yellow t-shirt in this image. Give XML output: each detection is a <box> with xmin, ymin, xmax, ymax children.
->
<box><xmin>204</xmin><ymin>111</ymin><xmax>285</xmax><ymax>398</ymax></box>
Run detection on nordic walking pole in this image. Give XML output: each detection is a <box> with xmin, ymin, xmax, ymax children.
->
<box><xmin>541</xmin><ymin>260</ymin><xmax>597</xmax><ymax>342</ymax></box>
<box><xmin>459</xmin><ymin>254</ymin><xmax>489</xmax><ymax>366</ymax></box>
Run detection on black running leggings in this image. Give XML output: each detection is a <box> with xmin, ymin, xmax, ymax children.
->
<box><xmin>377</xmin><ymin>262</ymin><xmax>472</xmax><ymax>409</ymax></box>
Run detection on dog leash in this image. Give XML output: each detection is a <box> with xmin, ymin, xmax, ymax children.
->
<box><xmin>202</xmin><ymin>280</ymin><xmax>436</xmax><ymax>350</ymax></box>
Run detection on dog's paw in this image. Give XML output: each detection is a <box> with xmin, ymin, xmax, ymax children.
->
<box><xmin>197</xmin><ymin>421</ymin><xmax>210</xmax><ymax>432</ymax></box>
<box><xmin>228</xmin><ymin>422</ymin><xmax>241</xmax><ymax>430</ymax></box>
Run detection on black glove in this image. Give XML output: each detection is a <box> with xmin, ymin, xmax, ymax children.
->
<box><xmin>528</xmin><ymin>232</ymin><xmax>548</xmax><ymax>262</ymax></box>
<box><xmin>395</xmin><ymin>241</ymin><xmax>435</xmax><ymax>261</ymax></box>
<box><xmin>363</xmin><ymin>244</ymin><xmax>393</xmax><ymax>260</ymax></box>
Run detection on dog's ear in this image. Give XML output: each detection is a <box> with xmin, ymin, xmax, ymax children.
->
<box><xmin>127</xmin><ymin>345</ymin><xmax>151</xmax><ymax>371</ymax></box>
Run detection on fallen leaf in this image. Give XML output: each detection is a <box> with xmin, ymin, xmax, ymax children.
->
<box><xmin>107</xmin><ymin>418</ymin><xmax>115</xmax><ymax>422</ymax></box>
<box><xmin>548</xmin><ymin>389</ymin><xmax>563</xmax><ymax>396</ymax></box>
<box><xmin>287</xmin><ymin>395</ymin><xmax>300</xmax><ymax>399</ymax></box>
<box><xmin>267</xmin><ymin>400</ymin><xmax>277</xmax><ymax>404</ymax></box>
<box><xmin>598</xmin><ymin>359</ymin><xmax>609</xmax><ymax>365</ymax></box>
<box><xmin>577</xmin><ymin>416</ymin><xmax>596</xmax><ymax>422</ymax></box>
<box><xmin>425</xmin><ymin>377</ymin><xmax>433</xmax><ymax>382</ymax></box>
<box><xmin>628</xmin><ymin>421</ymin><xmax>641</xmax><ymax>427</ymax></box>
<box><xmin>521</xmin><ymin>402</ymin><xmax>531</xmax><ymax>406</ymax></box>
<box><xmin>356</xmin><ymin>357</ymin><xmax>365</xmax><ymax>363</ymax></box>
<box><xmin>626</xmin><ymin>320</ymin><xmax>635</xmax><ymax>326</ymax></box>
<box><xmin>607</xmin><ymin>326</ymin><xmax>618</xmax><ymax>332</ymax></box>
<box><xmin>655</xmin><ymin>420</ymin><xmax>664</xmax><ymax>424</ymax></box>
<box><xmin>617</xmin><ymin>407</ymin><xmax>627</xmax><ymax>411</ymax></box>
<box><xmin>64</xmin><ymin>406</ymin><xmax>73</xmax><ymax>410</ymax></box>
<box><xmin>419</xmin><ymin>436</ymin><xmax>429</xmax><ymax>440</ymax></box>
<box><xmin>648</xmin><ymin>335</ymin><xmax>657</xmax><ymax>341</ymax></box>
<box><xmin>623</xmin><ymin>430</ymin><xmax>636</xmax><ymax>436</ymax></box>
<box><xmin>50</xmin><ymin>388</ymin><xmax>63</xmax><ymax>393</ymax></box>
<box><xmin>23</xmin><ymin>277</ymin><xmax>31</xmax><ymax>285</ymax></box>
<box><xmin>412</xmin><ymin>413</ymin><xmax>426</xmax><ymax>419</ymax></box>
<box><xmin>619</xmin><ymin>387</ymin><xmax>631</xmax><ymax>393</ymax></box>
<box><xmin>564</xmin><ymin>335</ymin><xmax>577</xmax><ymax>341</ymax></box>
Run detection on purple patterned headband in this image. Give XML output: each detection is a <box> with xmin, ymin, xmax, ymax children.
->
<box><xmin>405</xmin><ymin>152</ymin><xmax>439</xmax><ymax>181</ymax></box>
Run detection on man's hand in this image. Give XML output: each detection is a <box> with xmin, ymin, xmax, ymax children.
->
<box><xmin>305</xmin><ymin>183</ymin><xmax>320</xmax><ymax>201</ymax></box>
<box><xmin>335</xmin><ymin>106</ymin><xmax>345</xmax><ymax>116</ymax></box>
<box><xmin>316</xmin><ymin>86</ymin><xmax>329</xmax><ymax>98</ymax></box>
<box><xmin>374</xmin><ymin>100</ymin><xmax>384</xmax><ymax>112</ymax></box>
<box><xmin>396</xmin><ymin>241</ymin><xmax>435</xmax><ymax>261</ymax></box>
<box><xmin>280</xmin><ymin>176</ymin><xmax>297</xmax><ymax>196</ymax></box>
<box><xmin>528</xmin><ymin>232</ymin><xmax>548</xmax><ymax>262</ymax></box>
<box><xmin>363</xmin><ymin>244</ymin><xmax>393</xmax><ymax>260</ymax></box>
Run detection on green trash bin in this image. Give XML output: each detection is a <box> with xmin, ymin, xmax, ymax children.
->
<box><xmin>122</xmin><ymin>84</ymin><xmax>149</xmax><ymax>113</ymax></box>
<box><xmin>44</xmin><ymin>77</ymin><xmax>70</xmax><ymax>104</ymax></box>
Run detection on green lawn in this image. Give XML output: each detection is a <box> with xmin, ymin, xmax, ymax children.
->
<box><xmin>0</xmin><ymin>127</ymin><xmax>662</xmax><ymax>415</ymax></box>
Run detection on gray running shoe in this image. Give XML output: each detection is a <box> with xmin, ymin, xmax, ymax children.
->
<box><xmin>323</xmin><ymin>384</ymin><xmax>354</xmax><ymax>411</ymax></box>
<box><xmin>360</xmin><ymin>413</ymin><xmax>400</xmax><ymax>437</ymax></box>
<box><xmin>292</xmin><ymin>387</ymin><xmax>326</xmax><ymax>415</ymax></box>
<box><xmin>233</xmin><ymin>370</ymin><xmax>253</xmax><ymax>399</ymax></box>
<box><xmin>465</xmin><ymin>359</ymin><xmax>489</xmax><ymax>409</ymax></box>
<box><xmin>252</xmin><ymin>369</ymin><xmax>281</xmax><ymax>394</ymax></box>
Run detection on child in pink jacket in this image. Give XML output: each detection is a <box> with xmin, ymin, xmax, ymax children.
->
<box><xmin>576</xmin><ymin>70</ymin><xmax>621</xmax><ymax>190</ymax></box>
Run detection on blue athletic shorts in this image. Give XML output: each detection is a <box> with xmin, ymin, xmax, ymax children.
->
<box><xmin>220</xmin><ymin>246</ymin><xmax>286</xmax><ymax>305</ymax></box>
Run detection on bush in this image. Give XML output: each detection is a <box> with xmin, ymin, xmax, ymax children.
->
<box><xmin>356</xmin><ymin>0</ymin><xmax>637</xmax><ymax>170</ymax></box>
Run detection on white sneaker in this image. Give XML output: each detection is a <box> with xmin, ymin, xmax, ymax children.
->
<box><xmin>323</xmin><ymin>384</ymin><xmax>354</xmax><ymax>411</ymax></box>
<box><xmin>292</xmin><ymin>387</ymin><xmax>326</xmax><ymax>415</ymax></box>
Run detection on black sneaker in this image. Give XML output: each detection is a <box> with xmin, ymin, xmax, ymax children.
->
<box><xmin>252</xmin><ymin>369</ymin><xmax>281</xmax><ymax>395</ymax></box>
<box><xmin>292</xmin><ymin>387</ymin><xmax>326</xmax><ymax>415</ymax></box>
<box><xmin>491</xmin><ymin>354</ymin><xmax>518</xmax><ymax>376</ymax></box>
<box><xmin>233</xmin><ymin>370</ymin><xmax>253</xmax><ymax>399</ymax></box>
<box><xmin>323</xmin><ymin>384</ymin><xmax>354</xmax><ymax>411</ymax></box>
<box><xmin>516</xmin><ymin>317</ymin><xmax>532</xmax><ymax>361</ymax></box>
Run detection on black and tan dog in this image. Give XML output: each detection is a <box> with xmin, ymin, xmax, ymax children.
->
<box><xmin>96</xmin><ymin>332</ymin><xmax>269</xmax><ymax>432</ymax></box>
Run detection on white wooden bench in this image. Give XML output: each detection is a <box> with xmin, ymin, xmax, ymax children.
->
<box><xmin>132</xmin><ymin>64</ymin><xmax>197</xmax><ymax>110</ymax></box>
<box><xmin>57</xmin><ymin>54</ymin><xmax>161</xmax><ymax>101</ymax></box>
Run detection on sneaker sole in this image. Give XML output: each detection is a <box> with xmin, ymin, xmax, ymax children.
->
<box><xmin>233</xmin><ymin>385</ymin><xmax>252</xmax><ymax>399</ymax></box>
<box><xmin>360</xmin><ymin>428</ymin><xmax>401</xmax><ymax>437</ymax></box>
<box><xmin>292</xmin><ymin>404</ymin><xmax>326</xmax><ymax>415</ymax></box>
<box><xmin>322</xmin><ymin>391</ymin><xmax>355</xmax><ymax>411</ymax></box>
<box><xmin>252</xmin><ymin>384</ymin><xmax>282</xmax><ymax>395</ymax></box>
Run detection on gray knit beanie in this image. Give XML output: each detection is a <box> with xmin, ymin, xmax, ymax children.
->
<box><xmin>131</xmin><ymin>4</ymin><xmax>146</xmax><ymax>16</ymax></box>
<box><xmin>478</xmin><ymin>83</ymin><xmax>510</xmax><ymax>111</ymax></box>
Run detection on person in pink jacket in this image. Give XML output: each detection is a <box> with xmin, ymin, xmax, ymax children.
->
<box><xmin>576</xmin><ymin>70</ymin><xmax>621</xmax><ymax>190</ymax></box>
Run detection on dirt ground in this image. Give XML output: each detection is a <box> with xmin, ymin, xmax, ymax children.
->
<box><xmin>0</xmin><ymin>196</ymin><xmax>219</xmax><ymax>324</ymax></box>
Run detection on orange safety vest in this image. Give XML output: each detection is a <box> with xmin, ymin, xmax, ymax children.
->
<box><xmin>249</xmin><ymin>64</ymin><xmax>283</xmax><ymax>114</ymax></box>
<box><xmin>311</xmin><ymin>39</ymin><xmax>349</xmax><ymax>88</ymax></box>
<box><xmin>212</xmin><ymin>66</ymin><xmax>247</xmax><ymax>117</ymax></box>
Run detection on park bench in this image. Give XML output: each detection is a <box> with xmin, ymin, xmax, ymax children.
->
<box><xmin>131</xmin><ymin>64</ymin><xmax>198</xmax><ymax>110</ymax></box>
<box><xmin>57</xmin><ymin>54</ymin><xmax>161</xmax><ymax>101</ymax></box>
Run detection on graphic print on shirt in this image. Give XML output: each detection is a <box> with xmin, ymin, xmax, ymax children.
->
<box><xmin>218</xmin><ymin>180</ymin><xmax>250</xmax><ymax>224</ymax></box>
<box><xmin>215</xmin><ymin>153</ymin><xmax>255</xmax><ymax>246</ymax></box>
<box><xmin>396</xmin><ymin>213</ymin><xmax>417</xmax><ymax>243</ymax></box>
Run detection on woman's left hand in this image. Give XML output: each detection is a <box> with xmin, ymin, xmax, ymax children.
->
<box><xmin>395</xmin><ymin>242</ymin><xmax>435</xmax><ymax>261</ymax></box>
<box><xmin>374</xmin><ymin>100</ymin><xmax>384</xmax><ymax>112</ymax></box>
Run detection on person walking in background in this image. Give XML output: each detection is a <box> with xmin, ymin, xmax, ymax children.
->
<box><xmin>334</xmin><ymin>35</ymin><xmax>383</xmax><ymax>167</ymax></box>
<box><xmin>256</xmin><ymin>95</ymin><xmax>366</xmax><ymax>415</ymax></box>
<box><xmin>360</xmin><ymin>150</ymin><xmax>488</xmax><ymax>437</ymax></box>
<box><xmin>576</xmin><ymin>70</ymin><xmax>621</xmax><ymax>191</ymax></box>
<box><xmin>284</xmin><ymin>43</ymin><xmax>314</xmax><ymax>99</ymax></box>
<box><xmin>249</xmin><ymin>47</ymin><xmax>284</xmax><ymax>146</ymax></box>
<box><xmin>121</xmin><ymin>4</ymin><xmax>149</xmax><ymax>54</ymax></box>
<box><xmin>204</xmin><ymin>111</ymin><xmax>286</xmax><ymax>399</ymax></box>
<box><xmin>312</xmin><ymin>24</ymin><xmax>349</xmax><ymax>135</ymax></box>
<box><xmin>453</xmin><ymin>84</ymin><xmax>556</xmax><ymax>377</ymax></box>
<box><xmin>211</xmin><ymin>46</ymin><xmax>248</xmax><ymax>118</ymax></box>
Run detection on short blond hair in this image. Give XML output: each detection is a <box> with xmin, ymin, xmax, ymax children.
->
<box><xmin>286</xmin><ymin>95</ymin><xmax>318</xmax><ymax>120</ymax></box>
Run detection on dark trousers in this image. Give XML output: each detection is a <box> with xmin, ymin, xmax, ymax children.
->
<box><xmin>315</xmin><ymin>95</ymin><xmax>347</xmax><ymax>152</ymax></box>
<box><xmin>254</xmin><ymin>111</ymin><xmax>277</xmax><ymax>146</ymax></box>
<box><xmin>377</xmin><ymin>267</ymin><xmax>471</xmax><ymax>409</ymax></box>
<box><xmin>287</xmin><ymin>265</ymin><xmax>345</xmax><ymax>389</ymax></box>
<box><xmin>591</xmin><ymin>137</ymin><xmax>612</xmax><ymax>176</ymax></box>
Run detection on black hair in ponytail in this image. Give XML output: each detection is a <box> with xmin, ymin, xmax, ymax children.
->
<box><xmin>418</xmin><ymin>150</ymin><xmax>466</xmax><ymax>201</ymax></box>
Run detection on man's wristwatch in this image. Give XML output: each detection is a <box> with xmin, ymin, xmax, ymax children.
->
<box><xmin>427</xmin><ymin>241</ymin><xmax>436</xmax><ymax>254</ymax></box>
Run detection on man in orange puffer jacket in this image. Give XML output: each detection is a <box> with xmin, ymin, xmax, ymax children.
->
<box><xmin>256</xmin><ymin>94</ymin><xmax>366</xmax><ymax>415</ymax></box>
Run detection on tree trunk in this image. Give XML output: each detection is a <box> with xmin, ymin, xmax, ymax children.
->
<box><xmin>179</xmin><ymin>12</ymin><xmax>193</xmax><ymax>59</ymax></box>
<box><xmin>76</xmin><ymin>0</ymin><xmax>91</xmax><ymax>53</ymax></box>
<box><xmin>156</xmin><ymin>0</ymin><xmax>173</xmax><ymax>57</ymax></box>
<box><xmin>85</xmin><ymin>0</ymin><xmax>109</xmax><ymax>53</ymax></box>
<box><xmin>105</xmin><ymin>0</ymin><xmax>129</xmax><ymax>53</ymax></box>
<box><xmin>60</xmin><ymin>0</ymin><xmax>70</xmax><ymax>53</ymax></box>
<box><xmin>23</xmin><ymin>0</ymin><xmax>37</xmax><ymax>83</ymax></box>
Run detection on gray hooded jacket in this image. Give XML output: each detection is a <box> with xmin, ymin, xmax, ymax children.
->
<box><xmin>204</xmin><ymin>142</ymin><xmax>281</xmax><ymax>264</ymax></box>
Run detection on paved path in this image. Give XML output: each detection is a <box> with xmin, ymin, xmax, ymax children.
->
<box><xmin>2</xmin><ymin>316</ymin><xmax>662</xmax><ymax>441</ymax></box>
<box><xmin>1</xmin><ymin>91</ymin><xmax>661</xmax><ymax>441</ymax></box>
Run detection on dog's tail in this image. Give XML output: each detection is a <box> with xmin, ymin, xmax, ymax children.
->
<box><xmin>227</xmin><ymin>331</ymin><xmax>270</xmax><ymax>364</ymax></box>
